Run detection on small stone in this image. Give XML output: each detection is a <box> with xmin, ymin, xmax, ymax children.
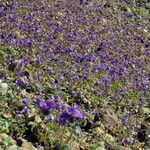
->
<box><xmin>0</xmin><ymin>133</ymin><xmax>8</xmax><ymax>139</ymax></box>
<box><xmin>21</xmin><ymin>142</ymin><xmax>37</xmax><ymax>150</ymax></box>
<box><xmin>126</xmin><ymin>7</ymin><xmax>132</xmax><ymax>14</ymax></box>
<box><xmin>0</xmin><ymin>146</ymin><xmax>3</xmax><ymax>150</ymax></box>
<box><xmin>145</xmin><ymin>3</ymin><xmax>150</xmax><ymax>9</ymax></box>
<box><xmin>3</xmin><ymin>113</ymin><xmax>12</xmax><ymax>119</ymax></box>
<box><xmin>71</xmin><ymin>141</ymin><xmax>80</xmax><ymax>150</ymax></box>
<box><xmin>100</xmin><ymin>16</ymin><xmax>108</xmax><ymax>26</ymax></box>
<box><xmin>98</xmin><ymin>108</ymin><xmax>119</xmax><ymax>132</ymax></box>
<box><xmin>103</xmin><ymin>133</ymin><xmax>115</xmax><ymax>142</ymax></box>
<box><xmin>6</xmin><ymin>145</ymin><xmax>19</xmax><ymax>150</ymax></box>
<box><xmin>36</xmin><ymin>146</ymin><xmax>44</xmax><ymax>150</ymax></box>
<box><xmin>93</xmin><ymin>127</ymin><xmax>105</xmax><ymax>134</ymax></box>
<box><xmin>0</xmin><ymin>82</ymin><xmax>8</xmax><ymax>95</ymax></box>
<box><xmin>108</xmin><ymin>145</ymin><xmax>132</xmax><ymax>150</ymax></box>
<box><xmin>120</xmin><ymin>146</ymin><xmax>132</xmax><ymax>150</ymax></box>
<box><xmin>143</xmin><ymin>29</ymin><xmax>148</xmax><ymax>33</ymax></box>
<box><xmin>21</xmin><ymin>89</ymin><xmax>27</xmax><ymax>97</ymax></box>
<box><xmin>142</xmin><ymin>107</ymin><xmax>150</xmax><ymax>114</ymax></box>
<box><xmin>95</xmin><ymin>147</ymin><xmax>106</xmax><ymax>150</ymax></box>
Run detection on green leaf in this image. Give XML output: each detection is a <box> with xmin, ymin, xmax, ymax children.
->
<box><xmin>47</xmin><ymin>137</ymin><xmax>57</xmax><ymax>144</ymax></box>
<box><xmin>139</xmin><ymin>6</ymin><xmax>149</xmax><ymax>16</ymax></box>
<box><xmin>90</xmin><ymin>142</ymin><xmax>106</xmax><ymax>150</ymax></box>
<box><xmin>0</xmin><ymin>118</ymin><xmax>10</xmax><ymax>133</ymax></box>
<box><xmin>62</xmin><ymin>144</ymin><xmax>73</xmax><ymax>150</ymax></box>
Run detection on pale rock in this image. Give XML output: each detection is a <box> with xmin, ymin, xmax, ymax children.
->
<box><xmin>0</xmin><ymin>82</ymin><xmax>8</xmax><ymax>95</ymax></box>
<box><xmin>93</xmin><ymin>127</ymin><xmax>105</xmax><ymax>135</ymax></box>
<box><xmin>21</xmin><ymin>142</ymin><xmax>37</xmax><ymax>150</ymax></box>
<box><xmin>6</xmin><ymin>145</ymin><xmax>19</xmax><ymax>150</ymax></box>
<box><xmin>144</xmin><ymin>29</ymin><xmax>148</xmax><ymax>33</ymax></box>
<box><xmin>103</xmin><ymin>134</ymin><xmax>115</xmax><ymax>142</ymax></box>
<box><xmin>95</xmin><ymin>147</ymin><xmax>106</xmax><ymax>150</ymax></box>
<box><xmin>145</xmin><ymin>3</ymin><xmax>150</xmax><ymax>9</ymax></box>
<box><xmin>21</xmin><ymin>89</ymin><xmax>27</xmax><ymax>97</ymax></box>
<box><xmin>120</xmin><ymin>146</ymin><xmax>132</xmax><ymax>150</ymax></box>
<box><xmin>142</xmin><ymin>107</ymin><xmax>150</xmax><ymax>114</ymax></box>
<box><xmin>110</xmin><ymin>145</ymin><xmax>132</xmax><ymax>150</ymax></box>
<box><xmin>71</xmin><ymin>141</ymin><xmax>80</xmax><ymax>150</ymax></box>
<box><xmin>36</xmin><ymin>146</ymin><xmax>44</xmax><ymax>150</ymax></box>
<box><xmin>0</xmin><ymin>146</ymin><xmax>3</xmax><ymax>150</ymax></box>
<box><xmin>127</xmin><ymin>7</ymin><xmax>132</xmax><ymax>14</ymax></box>
<box><xmin>98</xmin><ymin>108</ymin><xmax>119</xmax><ymax>132</ymax></box>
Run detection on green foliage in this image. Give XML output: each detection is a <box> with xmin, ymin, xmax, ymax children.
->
<box><xmin>0</xmin><ymin>136</ymin><xmax>12</xmax><ymax>146</ymax></box>
<box><xmin>139</xmin><ymin>6</ymin><xmax>149</xmax><ymax>16</ymax></box>
<box><xmin>55</xmin><ymin>143</ymin><xmax>73</xmax><ymax>150</ymax></box>
<box><xmin>90</xmin><ymin>142</ymin><xmax>105</xmax><ymax>150</ymax></box>
<box><xmin>0</xmin><ymin>118</ymin><xmax>9</xmax><ymax>133</ymax></box>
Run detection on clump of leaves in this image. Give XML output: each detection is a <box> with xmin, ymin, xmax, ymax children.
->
<box><xmin>138</xmin><ymin>6</ymin><xmax>149</xmax><ymax>16</ymax></box>
<box><xmin>0</xmin><ymin>118</ymin><xmax>10</xmax><ymax>133</ymax></box>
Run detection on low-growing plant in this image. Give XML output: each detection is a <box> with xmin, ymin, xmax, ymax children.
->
<box><xmin>0</xmin><ymin>0</ymin><xmax>149</xmax><ymax>149</ymax></box>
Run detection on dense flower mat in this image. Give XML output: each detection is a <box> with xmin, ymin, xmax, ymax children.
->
<box><xmin>0</xmin><ymin>0</ymin><xmax>149</xmax><ymax>149</ymax></box>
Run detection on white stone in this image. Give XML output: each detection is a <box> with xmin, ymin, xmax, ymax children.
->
<box><xmin>0</xmin><ymin>82</ymin><xmax>8</xmax><ymax>95</ymax></box>
<box><xmin>6</xmin><ymin>145</ymin><xmax>19</xmax><ymax>150</ymax></box>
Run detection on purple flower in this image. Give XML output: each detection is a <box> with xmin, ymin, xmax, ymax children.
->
<box><xmin>16</xmin><ymin>114</ymin><xmax>24</xmax><ymax>118</ymax></box>
<box><xmin>45</xmin><ymin>100</ymin><xmax>58</xmax><ymax>109</ymax></box>
<box><xmin>120</xmin><ymin>87</ymin><xmax>128</xmax><ymax>95</ymax></box>
<box><xmin>65</xmin><ymin>106</ymin><xmax>86</xmax><ymax>119</ymax></box>
<box><xmin>46</xmin><ymin>67</ymin><xmax>55</xmax><ymax>74</ymax></box>
<box><xmin>92</xmin><ymin>109</ymin><xmax>99</xmax><ymax>115</ymax></box>
<box><xmin>34</xmin><ymin>98</ymin><xmax>41</xmax><ymax>105</ymax></box>
<box><xmin>125</xmin><ymin>99</ymin><xmax>131</xmax><ymax>105</ymax></box>
<box><xmin>35</xmin><ymin>57</ymin><xmax>43</xmax><ymax>63</ymax></box>
<box><xmin>5</xmin><ymin>54</ymin><xmax>12</xmax><ymax>59</ymax></box>
<box><xmin>0</xmin><ymin>71</ymin><xmax>5</xmax><ymax>78</ymax></box>
<box><xmin>74</xmin><ymin>56</ymin><xmax>83</xmax><ymax>63</ymax></box>
<box><xmin>138</xmin><ymin>98</ymin><xmax>145</xmax><ymax>106</ymax></box>
<box><xmin>127</xmin><ymin>111</ymin><xmax>132</xmax><ymax>116</ymax></box>
<box><xmin>15</xmin><ymin>77</ymin><xmax>28</xmax><ymax>86</ymax></box>
<box><xmin>118</xmin><ymin>68</ymin><xmax>125</xmax><ymax>75</ymax></box>
<box><xmin>19</xmin><ymin>58</ymin><xmax>28</xmax><ymax>66</ymax></box>
<box><xmin>122</xmin><ymin>137</ymin><xmax>132</xmax><ymax>143</ymax></box>
<box><xmin>39</xmin><ymin>101</ymin><xmax>47</xmax><ymax>110</ymax></box>
<box><xmin>56</xmin><ymin>105</ymin><xmax>86</xmax><ymax>125</ymax></box>
<box><xmin>121</xmin><ymin>116</ymin><xmax>128</xmax><ymax>124</ymax></box>
<box><xmin>39</xmin><ymin>100</ymin><xmax>59</xmax><ymax>110</ymax></box>
<box><xmin>22</xmin><ymin>98</ymin><xmax>29</xmax><ymax>104</ymax></box>
<box><xmin>1</xmin><ymin>34</ymin><xmax>7</xmax><ymax>40</ymax></box>
<box><xmin>48</xmin><ymin>56</ymin><xmax>53</xmax><ymax>61</ymax></box>
<box><xmin>23</xmin><ymin>41</ymin><xmax>32</xmax><ymax>47</ymax></box>
<box><xmin>21</xmin><ymin>108</ymin><xmax>31</xmax><ymax>114</ymax></box>
<box><xmin>56</xmin><ymin>116</ymin><xmax>68</xmax><ymax>125</ymax></box>
<box><xmin>53</xmin><ymin>95</ymin><xmax>60</xmax><ymax>100</ymax></box>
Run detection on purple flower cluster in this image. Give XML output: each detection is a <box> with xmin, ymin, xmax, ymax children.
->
<box><xmin>33</xmin><ymin>98</ymin><xmax>86</xmax><ymax>124</ymax></box>
<box><xmin>122</xmin><ymin>137</ymin><xmax>132</xmax><ymax>144</ymax></box>
<box><xmin>21</xmin><ymin>108</ymin><xmax>31</xmax><ymax>114</ymax></box>
<box><xmin>57</xmin><ymin>105</ymin><xmax>86</xmax><ymax>125</ymax></box>
<box><xmin>39</xmin><ymin>100</ymin><xmax>60</xmax><ymax>110</ymax></box>
<box><xmin>15</xmin><ymin>77</ymin><xmax>28</xmax><ymax>86</ymax></box>
<box><xmin>21</xmin><ymin>98</ymin><xmax>29</xmax><ymax>104</ymax></box>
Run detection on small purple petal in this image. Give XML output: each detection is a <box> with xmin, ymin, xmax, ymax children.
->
<box><xmin>15</xmin><ymin>77</ymin><xmax>28</xmax><ymax>86</ymax></box>
<box><xmin>21</xmin><ymin>108</ymin><xmax>31</xmax><ymax>114</ymax></box>
<box><xmin>22</xmin><ymin>98</ymin><xmax>29</xmax><ymax>104</ymax></box>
